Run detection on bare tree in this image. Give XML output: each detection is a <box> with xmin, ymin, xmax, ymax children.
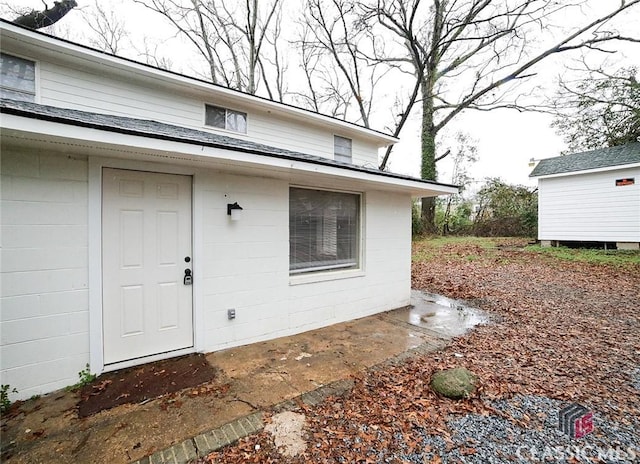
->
<box><xmin>137</xmin><ymin>37</ymin><xmax>174</xmax><ymax>70</ymax></box>
<box><xmin>355</xmin><ymin>0</ymin><xmax>640</xmax><ymax>227</ymax></box>
<box><xmin>134</xmin><ymin>0</ymin><xmax>285</xmax><ymax>97</ymax></box>
<box><xmin>441</xmin><ymin>132</ymin><xmax>477</xmax><ymax>235</ymax></box>
<box><xmin>295</xmin><ymin>15</ymin><xmax>350</xmax><ymax>119</ymax></box>
<box><xmin>256</xmin><ymin>5</ymin><xmax>287</xmax><ymax>101</ymax></box>
<box><xmin>12</xmin><ymin>0</ymin><xmax>77</xmax><ymax>29</ymax></box>
<box><xmin>297</xmin><ymin>0</ymin><xmax>389</xmax><ymax>127</ymax></box>
<box><xmin>79</xmin><ymin>2</ymin><xmax>173</xmax><ymax>70</ymax></box>
<box><xmin>81</xmin><ymin>2</ymin><xmax>129</xmax><ymax>55</ymax></box>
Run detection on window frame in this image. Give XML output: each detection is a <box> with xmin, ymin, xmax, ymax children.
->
<box><xmin>333</xmin><ymin>135</ymin><xmax>353</xmax><ymax>164</ymax></box>
<box><xmin>288</xmin><ymin>186</ymin><xmax>364</xmax><ymax>279</ymax></box>
<box><xmin>0</xmin><ymin>52</ymin><xmax>37</xmax><ymax>103</ymax></box>
<box><xmin>204</xmin><ymin>103</ymin><xmax>248</xmax><ymax>134</ymax></box>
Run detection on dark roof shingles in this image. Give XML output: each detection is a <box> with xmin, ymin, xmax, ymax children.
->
<box><xmin>0</xmin><ymin>98</ymin><xmax>455</xmax><ymax>189</ymax></box>
<box><xmin>530</xmin><ymin>142</ymin><xmax>640</xmax><ymax>177</ymax></box>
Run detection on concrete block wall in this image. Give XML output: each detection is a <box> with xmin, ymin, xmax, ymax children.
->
<box><xmin>200</xmin><ymin>174</ymin><xmax>412</xmax><ymax>352</ymax></box>
<box><xmin>1</xmin><ymin>152</ymin><xmax>412</xmax><ymax>400</ymax></box>
<box><xmin>200</xmin><ymin>171</ymin><xmax>290</xmax><ymax>350</ymax></box>
<box><xmin>1</xmin><ymin>148</ymin><xmax>90</xmax><ymax>400</ymax></box>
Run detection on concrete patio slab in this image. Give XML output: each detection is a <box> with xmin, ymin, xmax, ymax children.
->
<box><xmin>1</xmin><ymin>292</ymin><xmax>481</xmax><ymax>464</ymax></box>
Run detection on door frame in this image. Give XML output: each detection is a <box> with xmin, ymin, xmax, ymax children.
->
<box><xmin>88</xmin><ymin>156</ymin><xmax>204</xmax><ymax>374</ymax></box>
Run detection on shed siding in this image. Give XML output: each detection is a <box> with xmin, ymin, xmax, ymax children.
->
<box><xmin>35</xmin><ymin>60</ymin><xmax>379</xmax><ymax>166</ymax></box>
<box><xmin>1</xmin><ymin>149</ymin><xmax>411</xmax><ymax>399</ymax></box>
<box><xmin>0</xmin><ymin>148</ymin><xmax>90</xmax><ymax>398</ymax></box>
<box><xmin>538</xmin><ymin>167</ymin><xmax>640</xmax><ymax>242</ymax></box>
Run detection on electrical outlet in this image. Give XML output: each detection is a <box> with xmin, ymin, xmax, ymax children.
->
<box><xmin>227</xmin><ymin>309</ymin><xmax>236</xmax><ymax>320</ymax></box>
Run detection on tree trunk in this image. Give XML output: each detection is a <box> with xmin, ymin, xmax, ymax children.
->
<box><xmin>13</xmin><ymin>0</ymin><xmax>77</xmax><ymax>29</ymax></box>
<box><xmin>420</xmin><ymin>78</ymin><xmax>438</xmax><ymax>231</ymax></box>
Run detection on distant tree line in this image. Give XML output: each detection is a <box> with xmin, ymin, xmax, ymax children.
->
<box><xmin>413</xmin><ymin>178</ymin><xmax>538</xmax><ymax>238</ymax></box>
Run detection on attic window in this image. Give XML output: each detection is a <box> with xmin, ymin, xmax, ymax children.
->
<box><xmin>0</xmin><ymin>53</ymin><xmax>35</xmax><ymax>102</ymax></box>
<box><xmin>334</xmin><ymin>135</ymin><xmax>352</xmax><ymax>163</ymax></box>
<box><xmin>205</xmin><ymin>104</ymin><xmax>247</xmax><ymax>133</ymax></box>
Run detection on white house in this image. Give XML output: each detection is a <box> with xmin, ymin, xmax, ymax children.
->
<box><xmin>530</xmin><ymin>142</ymin><xmax>640</xmax><ymax>249</ymax></box>
<box><xmin>0</xmin><ymin>20</ymin><xmax>457</xmax><ymax>400</ymax></box>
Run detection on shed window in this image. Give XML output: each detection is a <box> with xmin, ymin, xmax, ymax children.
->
<box><xmin>334</xmin><ymin>135</ymin><xmax>352</xmax><ymax>163</ymax></box>
<box><xmin>205</xmin><ymin>104</ymin><xmax>247</xmax><ymax>133</ymax></box>
<box><xmin>289</xmin><ymin>187</ymin><xmax>360</xmax><ymax>274</ymax></box>
<box><xmin>0</xmin><ymin>53</ymin><xmax>35</xmax><ymax>102</ymax></box>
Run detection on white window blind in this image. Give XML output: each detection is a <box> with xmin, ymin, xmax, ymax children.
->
<box><xmin>0</xmin><ymin>53</ymin><xmax>35</xmax><ymax>102</ymax></box>
<box><xmin>289</xmin><ymin>188</ymin><xmax>360</xmax><ymax>274</ymax></box>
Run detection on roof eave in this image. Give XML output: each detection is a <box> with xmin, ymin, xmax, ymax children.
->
<box><xmin>0</xmin><ymin>112</ymin><xmax>457</xmax><ymax>197</ymax></box>
<box><xmin>530</xmin><ymin>161</ymin><xmax>640</xmax><ymax>179</ymax></box>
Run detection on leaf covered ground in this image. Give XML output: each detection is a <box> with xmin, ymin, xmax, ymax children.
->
<box><xmin>202</xmin><ymin>238</ymin><xmax>640</xmax><ymax>463</ymax></box>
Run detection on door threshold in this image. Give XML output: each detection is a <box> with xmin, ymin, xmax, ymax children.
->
<box><xmin>103</xmin><ymin>347</ymin><xmax>196</xmax><ymax>373</ymax></box>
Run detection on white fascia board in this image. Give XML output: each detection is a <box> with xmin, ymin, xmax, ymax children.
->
<box><xmin>532</xmin><ymin>162</ymin><xmax>640</xmax><ymax>179</ymax></box>
<box><xmin>1</xmin><ymin>114</ymin><xmax>456</xmax><ymax>197</ymax></box>
<box><xmin>0</xmin><ymin>22</ymin><xmax>397</xmax><ymax>147</ymax></box>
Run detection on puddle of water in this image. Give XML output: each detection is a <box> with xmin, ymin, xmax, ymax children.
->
<box><xmin>407</xmin><ymin>290</ymin><xmax>488</xmax><ymax>337</ymax></box>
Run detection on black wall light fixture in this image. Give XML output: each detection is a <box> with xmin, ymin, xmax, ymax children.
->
<box><xmin>227</xmin><ymin>202</ymin><xmax>243</xmax><ymax>221</ymax></box>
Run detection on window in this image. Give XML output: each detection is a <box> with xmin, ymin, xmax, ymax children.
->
<box><xmin>289</xmin><ymin>187</ymin><xmax>360</xmax><ymax>274</ymax></box>
<box><xmin>334</xmin><ymin>135</ymin><xmax>352</xmax><ymax>163</ymax></box>
<box><xmin>205</xmin><ymin>104</ymin><xmax>247</xmax><ymax>133</ymax></box>
<box><xmin>0</xmin><ymin>53</ymin><xmax>35</xmax><ymax>102</ymax></box>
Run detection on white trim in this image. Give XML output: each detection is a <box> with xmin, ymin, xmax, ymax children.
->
<box><xmin>532</xmin><ymin>162</ymin><xmax>640</xmax><ymax>179</ymax></box>
<box><xmin>88</xmin><ymin>157</ymin><xmax>203</xmax><ymax>376</ymax></box>
<box><xmin>34</xmin><ymin>55</ymin><xmax>40</xmax><ymax>104</ymax></box>
<box><xmin>88</xmin><ymin>158</ymin><xmax>103</xmax><ymax>375</ymax></box>
<box><xmin>290</xmin><ymin>262</ymin><xmax>358</xmax><ymax>274</ymax></box>
<box><xmin>0</xmin><ymin>115</ymin><xmax>458</xmax><ymax>197</ymax></box>
<box><xmin>289</xmin><ymin>269</ymin><xmax>366</xmax><ymax>286</ymax></box>
<box><xmin>0</xmin><ymin>21</ymin><xmax>398</xmax><ymax>146</ymax></box>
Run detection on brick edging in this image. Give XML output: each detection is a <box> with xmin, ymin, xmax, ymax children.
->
<box><xmin>131</xmin><ymin>334</ymin><xmax>445</xmax><ymax>464</ymax></box>
<box><xmin>130</xmin><ymin>379</ymin><xmax>355</xmax><ymax>464</ymax></box>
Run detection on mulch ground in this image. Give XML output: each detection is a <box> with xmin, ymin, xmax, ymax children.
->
<box><xmin>203</xmin><ymin>238</ymin><xmax>640</xmax><ymax>463</ymax></box>
<box><xmin>77</xmin><ymin>353</ymin><xmax>216</xmax><ymax>417</ymax></box>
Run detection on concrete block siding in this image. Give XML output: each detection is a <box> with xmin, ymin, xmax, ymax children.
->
<box><xmin>198</xmin><ymin>172</ymin><xmax>411</xmax><ymax>353</ymax></box>
<box><xmin>1</xmin><ymin>148</ymin><xmax>90</xmax><ymax>398</ymax></box>
<box><xmin>1</xmin><ymin>149</ymin><xmax>412</xmax><ymax>400</ymax></box>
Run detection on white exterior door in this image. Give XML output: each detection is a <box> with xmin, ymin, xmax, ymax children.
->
<box><xmin>102</xmin><ymin>168</ymin><xmax>193</xmax><ymax>365</ymax></box>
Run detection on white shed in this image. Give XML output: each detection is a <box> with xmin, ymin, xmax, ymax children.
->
<box><xmin>529</xmin><ymin>142</ymin><xmax>640</xmax><ymax>249</ymax></box>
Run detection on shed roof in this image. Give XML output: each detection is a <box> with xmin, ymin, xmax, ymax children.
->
<box><xmin>530</xmin><ymin>142</ymin><xmax>640</xmax><ymax>177</ymax></box>
<box><xmin>0</xmin><ymin>98</ymin><xmax>457</xmax><ymax>192</ymax></box>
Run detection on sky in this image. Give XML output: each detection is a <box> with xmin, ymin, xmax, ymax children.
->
<box><xmin>3</xmin><ymin>0</ymin><xmax>638</xmax><ymax>190</ymax></box>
